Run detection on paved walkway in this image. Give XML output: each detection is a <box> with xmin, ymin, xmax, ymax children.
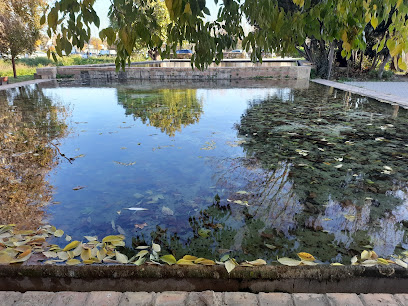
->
<box><xmin>0</xmin><ymin>79</ymin><xmax>52</xmax><ymax>91</ymax></box>
<box><xmin>312</xmin><ymin>79</ymin><xmax>408</xmax><ymax>107</ymax></box>
<box><xmin>1</xmin><ymin>291</ymin><xmax>408</xmax><ymax>306</ymax></box>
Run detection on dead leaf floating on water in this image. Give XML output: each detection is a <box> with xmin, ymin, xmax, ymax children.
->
<box><xmin>72</xmin><ymin>186</ymin><xmax>85</xmax><ymax>191</ymax></box>
<box><xmin>113</xmin><ymin>161</ymin><xmax>136</xmax><ymax>166</ymax></box>
<box><xmin>124</xmin><ymin>207</ymin><xmax>148</xmax><ymax>211</ymax></box>
<box><xmin>161</xmin><ymin>206</ymin><xmax>174</xmax><ymax>216</ymax></box>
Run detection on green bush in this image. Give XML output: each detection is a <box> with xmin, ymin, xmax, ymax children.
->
<box><xmin>56</xmin><ymin>55</ymin><xmax>116</xmax><ymax>66</ymax></box>
<box><xmin>18</xmin><ymin>57</ymin><xmax>54</xmax><ymax>67</ymax></box>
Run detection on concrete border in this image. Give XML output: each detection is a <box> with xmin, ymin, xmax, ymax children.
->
<box><xmin>312</xmin><ymin>79</ymin><xmax>408</xmax><ymax>108</ymax></box>
<box><xmin>0</xmin><ymin>79</ymin><xmax>54</xmax><ymax>91</ymax></box>
<box><xmin>1</xmin><ymin>264</ymin><xmax>408</xmax><ymax>293</ymax></box>
<box><xmin>36</xmin><ymin>60</ymin><xmax>311</xmax><ymax>82</ymax></box>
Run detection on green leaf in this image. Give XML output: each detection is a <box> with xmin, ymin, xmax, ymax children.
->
<box><xmin>225</xmin><ymin>259</ymin><xmax>238</xmax><ymax>273</ymax></box>
<box><xmin>54</xmin><ymin>229</ymin><xmax>64</xmax><ymax>237</ymax></box>
<box><xmin>371</xmin><ymin>16</ymin><xmax>378</xmax><ymax>29</ymax></box>
<box><xmin>152</xmin><ymin>243</ymin><xmax>161</xmax><ymax>253</ymax></box>
<box><xmin>160</xmin><ymin>254</ymin><xmax>177</xmax><ymax>265</ymax></box>
<box><xmin>48</xmin><ymin>7</ymin><xmax>59</xmax><ymax>29</ymax></box>
<box><xmin>115</xmin><ymin>251</ymin><xmax>128</xmax><ymax>264</ymax></box>
<box><xmin>220</xmin><ymin>254</ymin><xmax>230</xmax><ymax>262</ymax></box>
<box><xmin>277</xmin><ymin>257</ymin><xmax>302</xmax><ymax>266</ymax></box>
<box><xmin>198</xmin><ymin>228</ymin><xmax>211</xmax><ymax>238</ymax></box>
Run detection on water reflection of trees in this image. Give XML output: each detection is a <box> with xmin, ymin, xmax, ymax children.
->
<box><xmin>117</xmin><ymin>89</ymin><xmax>203</xmax><ymax>136</ymax></box>
<box><xmin>234</xmin><ymin>83</ymin><xmax>408</xmax><ymax>259</ymax></box>
<box><xmin>124</xmin><ymin>85</ymin><xmax>408</xmax><ymax>263</ymax></box>
<box><xmin>0</xmin><ymin>86</ymin><xmax>67</xmax><ymax>229</ymax></box>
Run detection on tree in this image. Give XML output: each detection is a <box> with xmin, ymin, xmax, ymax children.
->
<box><xmin>89</xmin><ymin>37</ymin><xmax>103</xmax><ymax>51</ymax></box>
<box><xmin>0</xmin><ymin>0</ymin><xmax>45</xmax><ymax>78</ymax></box>
<box><xmin>117</xmin><ymin>88</ymin><xmax>203</xmax><ymax>136</ymax></box>
<box><xmin>0</xmin><ymin>85</ymin><xmax>68</xmax><ymax>229</ymax></box>
<box><xmin>108</xmin><ymin>0</ymin><xmax>170</xmax><ymax>60</ymax></box>
<box><xmin>44</xmin><ymin>0</ymin><xmax>408</xmax><ymax>75</ymax></box>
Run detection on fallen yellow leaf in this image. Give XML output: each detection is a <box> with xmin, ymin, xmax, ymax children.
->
<box><xmin>297</xmin><ymin>252</ymin><xmax>315</xmax><ymax>261</ymax></box>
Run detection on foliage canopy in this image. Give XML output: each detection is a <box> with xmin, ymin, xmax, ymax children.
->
<box><xmin>0</xmin><ymin>0</ymin><xmax>46</xmax><ymax>77</ymax></box>
<box><xmin>43</xmin><ymin>0</ymin><xmax>408</xmax><ymax>71</ymax></box>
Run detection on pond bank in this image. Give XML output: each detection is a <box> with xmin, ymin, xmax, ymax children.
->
<box><xmin>1</xmin><ymin>265</ymin><xmax>408</xmax><ymax>293</ymax></box>
<box><xmin>0</xmin><ymin>79</ymin><xmax>52</xmax><ymax>91</ymax></box>
<box><xmin>312</xmin><ymin>79</ymin><xmax>408</xmax><ymax>108</ymax></box>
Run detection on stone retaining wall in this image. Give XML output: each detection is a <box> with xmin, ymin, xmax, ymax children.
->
<box><xmin>36</xmin><ymin>61</ymin><xmax>310</xmax><ymax>82</ymax></box>
<box><xmin>1</xmin><ymin>264</ymin><xmax>408</xmax><ymax>293</ymax></box>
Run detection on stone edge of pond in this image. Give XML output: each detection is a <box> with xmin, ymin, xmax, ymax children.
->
<box><xmin>1</xmin><ymin>265</ymin><xmax>408</xmax><ymax>293</ymax></box>
<box><xmin>312</xmin><ymin>79</ymin><xmax>408</xmax><ymax>108</ymax></box>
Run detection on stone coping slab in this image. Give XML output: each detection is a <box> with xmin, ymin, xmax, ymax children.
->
<box><xmin>0</xmin><ymin>79</ymin><xmax>53</xmax><ymax>91</ymax></box>
<box><xmin>1</xmin><ymin>291</ymin><xmax>408</xmax><ymax>305</ymax></box>
<box><xmin>312</xmin><ymin>79</ymin><xmax>408</xmax><ymax>108</ymax></box>
<box><xmin>1</xmin><ymin>265</ymin><xmax>408</xmax><ymax>293</ymax></box>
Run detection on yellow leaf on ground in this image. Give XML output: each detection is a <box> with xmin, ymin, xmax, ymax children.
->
<box><xmin>278</xmin><ymin>257</ymin><xmax>302</xmax><ymax>266</ymax></box>
<box><xmin>297</xmin><ymin>252</ymin><xmax>315</xmax><ymax>261</ymax></box>
<box><xmin>177</xmin><ymin>259</ymin><xmax>196</xmax><ymax>265</ymax></box>
<box><xmin>63</xmin><ymin>241</ymin><xmax>80</xmax><ymax>252</ymax></box>
<box><xmin>66</xmin><ymin>259</ymin><xmax>81</xmax><ymax>265</ymax></box>
<box><xmin>247</xmin><ymin>259</ymin><xmax>267</xmax><ymax>266</ymax></box>
<box><xmin>182</xmin><ymin>255</ymin><xmax>198</xmax><ymax>261</ymax></box>
<box><xmin>102</xmin><ymin>235</ymin><xmax>124</xmax><ymax>243</ymax></box>
<box><xmin>17</xmin><ymin>249</ymin><xmax>31</xmax><ymax>259</ymax></box>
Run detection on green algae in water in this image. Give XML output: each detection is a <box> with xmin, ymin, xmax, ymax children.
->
<box><xmin>2</xmin><ymin>81</ymin><xmax>408</xmax><ymax>264</ymax></box>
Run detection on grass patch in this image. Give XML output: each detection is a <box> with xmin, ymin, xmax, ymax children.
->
<box><xmin>7</xmin><ymin>75</ymin><xmax>35</xmax><ymax>84</ymax></box>
<box><xmin>0</xmin><ymin>61</ymin><xmax>37</xmax><ymax>77</ymax></box>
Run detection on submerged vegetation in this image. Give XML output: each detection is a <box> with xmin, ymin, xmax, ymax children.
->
<box><xmin>2</xmin><ymin>82</ymin><xmax>408</xmax><ymax>266</ymax></box>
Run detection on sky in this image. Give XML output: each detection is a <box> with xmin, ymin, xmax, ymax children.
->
<box><xmin>91</xmin><ymin>0</ymin><xmax>220</xmax><ymax>37</ymax></box>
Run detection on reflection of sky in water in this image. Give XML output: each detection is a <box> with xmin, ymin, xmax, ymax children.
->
<box><xmin>42</xmin><ymin>86</ymin><xmax>294</xmax><ymax>243</ymax></box>
<box><xmin>4</xmin><ymin>81</ymin><xmax>405</xmax><ymax>262</ymax></box>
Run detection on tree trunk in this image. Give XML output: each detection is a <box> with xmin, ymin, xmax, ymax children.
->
<box><xmin>378</xmin><ymin>54</ymin><xmax>391</xmax><ymax>79</ymax></box>
<box><xmin>359</xmin><ymin>51</ymin><xmax>364</xmax><ymax>71</ymax></box>
<box><xmin>148</xmin><ymin>48</ymin><xmax>159</xmax><ymax>61</ymax></box>
<box><xmin>11</xmin><ymin>56</ymin><xmax>17</xmax><ymax>78</ymax></box>
<box><xmin>369</xmin><ymin>53</ymin><xmax>378</xmax><ymax>71</ymax></box>
<box><xmin>327</xmin><ymin>41</ymin><xmax>336</xmax><ymax>80</ymax></box>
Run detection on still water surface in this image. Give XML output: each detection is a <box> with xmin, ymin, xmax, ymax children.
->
<box><xmin>1</xmin><ymin>81</ymin><xmax>408</xmax><ymax>263</ymax></box>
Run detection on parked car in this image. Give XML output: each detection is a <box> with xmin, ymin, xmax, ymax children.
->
<box><xmin>175</xmin><ymin>49</ymin><xmax>193</xmax><ymax>59</ymax></box>
<box><xmin>176</xmin><ymin>49</ymin><xmax>193</xmax><ymax>54</ymax></box>
<box><xmin>99</xmin><ymin>50</ymin><xmax>117</xmax><ymax>56</ymax></box>
<box><xmin>30</xmin><ymin>51</ymin><xmax>47</xmax><ymax>58</ymax></box>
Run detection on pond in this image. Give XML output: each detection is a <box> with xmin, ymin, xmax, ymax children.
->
<box><xmin>1</xmin><ymin>80</ymin><xmax>408</xmax><ymax>264</ymax></box>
